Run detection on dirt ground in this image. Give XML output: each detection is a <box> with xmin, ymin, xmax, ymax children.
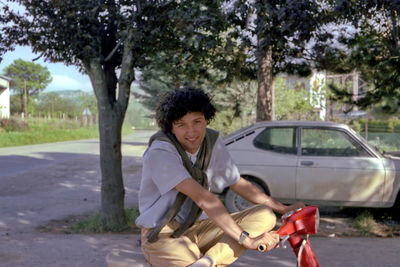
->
<box><xmin>317</xmin><ymin>207</ymin><xmax>400</xmax><ymax>238</ymax></box>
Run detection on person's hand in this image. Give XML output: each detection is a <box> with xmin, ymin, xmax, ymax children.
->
<box><xmin>282</xmin><ymin>202</ymin><xmax>306</xmax><ymax>215</ymax></box>
<box><xmin>243</xmin><ymin>231</ymin><xmax>280</xmax><ymax>252</ymax></box>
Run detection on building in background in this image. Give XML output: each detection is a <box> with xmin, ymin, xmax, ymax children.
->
<box><xmin>0</xmin><ymin>75</ymin><xmax>12</xmax><ymax>119</ymax></box>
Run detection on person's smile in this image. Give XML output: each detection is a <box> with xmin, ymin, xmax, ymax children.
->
<box><xmin>171</xmin><ymin>112</ymin><xmax>207</xmax><ymax>154</ymax></box>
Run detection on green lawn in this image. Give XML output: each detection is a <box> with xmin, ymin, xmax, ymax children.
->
<box><xmin>0</xmin><ymin>117</ymin><xmax>132</xmax><ymax>148</ymax></box>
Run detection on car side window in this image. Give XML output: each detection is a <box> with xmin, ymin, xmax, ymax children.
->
<box><xmin>253</xmin><ymin>127</ymin><xmax>296</xmax><ymax>154</ymax></box>
<box><xmin>301</xmin><ymin>128</ymin><xmax>370</xmax><ymax>157</ymax></box>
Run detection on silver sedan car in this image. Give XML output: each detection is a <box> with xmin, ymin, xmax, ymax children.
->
<box><xmin>223</xmin><ymin>120</ymin><xmax>400</xmax><ymax>213</ymax></box>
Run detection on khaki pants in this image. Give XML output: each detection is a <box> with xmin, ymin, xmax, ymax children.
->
<box><xmin>140</xmin><ymin>204</ymin><xmax>276</xmax><ymax>267</ymax></box>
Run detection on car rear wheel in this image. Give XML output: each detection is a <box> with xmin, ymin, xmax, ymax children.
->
<box><xmin>224</xmin><ymin>177</ymin><xmax>269</xmax><ymax>213</ymax></box>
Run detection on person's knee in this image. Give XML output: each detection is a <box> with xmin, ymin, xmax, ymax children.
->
<box><xmin>249</xmin><ymin>205</ymin><xmax>277</xmax><ymax>232</ymax></box>
<box><xmin>259</xmin><ymin>205</ymin><xmax>276</xmax><ymax>225</ymax></box>
<box><xmin>234</xmin><ymin>205</ymin><xmax>277</xmax><ymax>235</ymax></box>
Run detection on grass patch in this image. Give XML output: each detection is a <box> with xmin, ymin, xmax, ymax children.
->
<box><xmin>0</xmin><ymin>127</ymin><xmax>99</xmax><ymax>147</ymax></box>
<box><xmin>352</xmin><ymin>210</ymin><xmax>379</xmax><ymax>236</ymax></box>
<box><xmin>0</xmin><ymin>117</ymin><xmax>133</xmax><ymax>148</ymax></box>
<box><xmin>69</xmin><ymin>208</ymin><xmax>139</xmax><ymax>233</ymax></box>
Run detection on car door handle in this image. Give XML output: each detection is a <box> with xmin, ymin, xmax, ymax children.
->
<box><xmin>300</xmin><ymin>161</ymin><xmax>314</xmax><ymax>166</ymax></box>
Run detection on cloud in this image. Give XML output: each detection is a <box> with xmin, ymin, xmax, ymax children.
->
<box><xmin>47</xmin><ymin>74</ymin><xmax>92</xmax><ymax>92</ymax></box>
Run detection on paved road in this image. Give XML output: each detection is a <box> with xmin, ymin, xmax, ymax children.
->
<box><xmin>0</xmin><ymin>131</ymin><xmax>152</xmax><ymax>234</ymax></box>
<box><xmin>1</xmin><ymin>131</ymin><xmax>399</xmax><ymax>267</ymax></box>
<box><xmin>0</xmin><ymin>130</ymin><xmax>153</xmax><ymax>177</ymax></box>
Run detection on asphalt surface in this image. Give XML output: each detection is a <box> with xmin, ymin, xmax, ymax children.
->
<box><xmin>0</xmin><ymin>131</ymin><xmax>399</xmax><ymax>267</ymax></box>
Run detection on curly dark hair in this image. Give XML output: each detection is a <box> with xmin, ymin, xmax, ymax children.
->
<box><xmin>155</xmin><ymin>87</ymin><xmax>216</xmax><ymax>133</ymax></box>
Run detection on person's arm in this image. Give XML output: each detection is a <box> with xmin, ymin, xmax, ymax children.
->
<box><xmin>175</xmin><ymin>178</ymin><xmax>278</xmax><ymax>251</ymax></box>
<box><xmin>230</xmin><ymin>177</ymin><xmax>305</xmax><ymax>215</ymax></box>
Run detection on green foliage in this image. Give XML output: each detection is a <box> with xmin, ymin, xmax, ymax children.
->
<box><xmin>365</xmin><ymin>132</ymin><xmax>400</xmax><ymax>152</ymax></box>
<box><xmin>227</xmin><ymin>1</ymin><xmax>329</xmax><ymax>120</ymax></box>
<box><xmin>358</xmin><ymin>119</ymin><xmax>400</xmax><ymax>133</ymax></box>
<box><xmin>323</xmin><ymin>1</ymin><xmax>400</xmax><ymax>113</ymax></box>
<box><xmin>0</xmin><ymin>116</ymin><xmax>133</xmax><ymax>147</ymax></box>
<box><xmin>138</xmin><ymin>77</ymin><xmax>258</xmax><ymax>135</ymax></box>
<box><xmin>33</xmin><ymin>91</ymin><xmax>97</xmax><ymax>118</ymax></box>
<box><xmin>0</xmin><ymin>118</ymin><xmax>29</xmax><ymax>132</ymax></box>
<box><xmin>352</xmin><ymin>210</ymin><xmax>377</xmax><ymax>236</ymax></box>
<box><xmin>208</xmin><ymin>110</ymin><xmax>249</xmax><ymax>136</ymax></box>
<box><xmin>69</xmin><ymin>208</ymin><xmax>139</xmax><ymax>233</ymax></box>
<box><xmin>0</xmin><ymin>0</ymin><xmax>235</xmax><ymax>231</ymax></box>
<box><xmin>135</xmin><ymin>1</ymin><xmax>329</xmax><ymax>122</ymax></box>
<box><xmin>138</xmin><ymin>73</ymin><xmax>319</xmax><ymax>136</ymax></box>
<box><xmin>0</xmin><ymin>126</ymin><xmax>99</xmax><ymax>148</ymax></box>
<box><xmin>9</xmin><ymin>94</ymin><xmax>21</xmax><ymax>114</ymax></box>
<box><xmin>124</xmin><ymin>99</ymin><xmax>156</xmax><ymax>130</ymax></box>
<box><xmin>209</xmin><ymin>79</ymin><xmax>257</xmax><ymax>135</ymax></box>
<box><xmin>0</xmin><ymin>117</ymin><xmax>98</xmax><ymax>147</ymax></box>
<box><xmin>230</xmin><ymin>0</ymin><xmax>325</xmax><ymax>76</ymax></box>
<box><xmin>3</xmin><ymin>59</ymin><xmax>52</xmax><ymax>94</ymax></box>
<box><xmin>275</xmin><ymin>77</ymin><xmax>314</xmax><ymax>120</ymax></box>
<box><xmin>3</xmin><ymin>59</ymin><xmax>52</xmax><ymax>114</ymax></box>
<box><xmin>349</xmin><ymin>120</ymin><xmax>362</xmax><ymax>133</ymax></box>
<box><xmin>348</xmin><ymin>119</ymin><xmax>400</xmax><ymax>152</ymax></box>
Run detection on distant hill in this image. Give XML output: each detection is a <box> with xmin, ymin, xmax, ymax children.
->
<box><xmin>42</xmin><ymin>89</ymin><xmax>94</xmax><ymax>98</ymax></box>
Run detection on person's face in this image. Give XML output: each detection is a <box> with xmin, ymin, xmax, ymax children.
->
<box><xmin>171</xmin><ymin>112</ymin><xmax>207</xmax><ymax>154</ymax></box>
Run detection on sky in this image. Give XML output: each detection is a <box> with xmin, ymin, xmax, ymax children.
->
<box><xmin>0</xmin><ymin>1</ymin><xmax>92</xmax><ymax>93</ymax></box>
<box><xmin>0</xmin><ymin>46</ymin><xmax>93</xmax><ymax>93</ymax></box>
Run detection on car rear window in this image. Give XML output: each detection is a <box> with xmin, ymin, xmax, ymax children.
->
<box><xmin>253</xmin><ymin>127</ymin><xmax>297</xmax><ymax>154</ymax></box>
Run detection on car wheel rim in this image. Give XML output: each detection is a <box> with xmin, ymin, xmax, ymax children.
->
<box><xmin>233</xmin><ymin>195</ymin><xmax>254</xmax><ymax>211</ymax></box>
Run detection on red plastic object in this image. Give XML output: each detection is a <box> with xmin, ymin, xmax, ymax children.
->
<box><xmin>259</xmin><ymin>206</ymin><xmax>320</xmax><ymax>267</ymax></box>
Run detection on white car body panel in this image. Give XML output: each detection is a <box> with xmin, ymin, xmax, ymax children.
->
<box><xmin>296</xmin><ymin>156</ymin><xmax>385</xmax><ymax>204</ymax></box>
<box><xmin>224</xmin><ymin>120</ymin><xmax>400</xmax><ymax>209</ymax></box>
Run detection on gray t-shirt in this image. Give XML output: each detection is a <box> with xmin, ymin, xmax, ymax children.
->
<box><xmin>135</xmin><ymin>137</ymin><xmax>241</xmax><ymax>228</ymax></box>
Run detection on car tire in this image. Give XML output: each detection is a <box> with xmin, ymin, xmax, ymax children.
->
<box><xmin>224</xmin><ymin>178</ymin><xmax>269</xmax><ymax>213</ymax></box>
<box><xmin>390</xmin><ymin>193</ymin><xmax>400</xmax><ymax>220</ymax></box>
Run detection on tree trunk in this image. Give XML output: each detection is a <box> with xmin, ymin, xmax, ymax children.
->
<box><xmin>85</xmin><ymin>58</ymin><xmax>128</xmax><ymax>231</ymax></box>
<box><xmin>83</xmin><ymin>33</ymin><xmax>135</xmax><ymax>230</ymax></box>
<box><xmin>98</xmin><ymin>105</ymin><xmax>126</xmax><ymax>230</ymax></box>
<box><xmin>256</xmin><ymin>48</ymin><xmax>275</xmax><ymax>121</ymax></box>
<box><xmin>20</xmin><ymin>89</ymin><xmax>28</xmax><ymax>116</ymax></box>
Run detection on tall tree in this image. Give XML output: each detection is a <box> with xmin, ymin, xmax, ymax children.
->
<box><xmin>4</xmin><ymin>59</ymin><xmax>52</xmax><ymax>115</ymax></box>
<box><xmin>320</xmin><ymin>0</ymin><xmax>400</xmax><ymax>113</ymax></box>
<box><xmin>1</xmin><ymin>0</ymin><xmax>228</xmax><ymax>230</ymax></box>
<box><xmin>227</xmin><ymin>0</ymin><xmax>329</xmax><ymax>121</ymax></box>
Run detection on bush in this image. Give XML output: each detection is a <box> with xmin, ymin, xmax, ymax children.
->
<box><xmin>0</xmin><ymin>118</ymin><xmax>29</xmax><ymax>132</ymax></box>
<box><xmin>352</xmin><ymin>210</ymin><xmax>377</xmax><ymax>236</ymax></box>
<box><xmin>359</xmin><ymin>119</ymin><xmax>400</xmax><ymax>133</ymax></box>
<box><xmin>208</xmin><ymin>110</ymin><xmax>251</xmax><ymax>136</ymax></box>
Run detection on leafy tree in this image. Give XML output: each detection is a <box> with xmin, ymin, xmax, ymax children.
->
<box><xmin>321</xmin><ymin>1</ymin><xmax>400</xmax><ymax>114</ymax></box>
<box><xmin>138</xmin><ymin>1</ymin><xmax>329</xmax><ymax>122</ymax></box>
<box><xmin>274</xmin><ymin>77</ymin><xmax>314</xmax><ymax>120</ymax></box>
<box><xmin>0</xmin><ymin>0</ymin><xmax>229</xmax><ymax>230</ymax></box>
<box><xmin>208</xmin><ymin>79</ymin><xmax>257</xmax><ymax>134</ymax></box>
<box><xmin>136</xmin><ymin>66</ymin><xmax>258</xmax><ymax>134</ymax></box>
<box><xmin>33</xmin><ymin>91</ymin><xmax>97</xmax><ymax>118</ymax></box>
<box><xmin>3</xmin><ymin>59</ymin><xmax>52</xmax><ymax>115</ymax></box>
<box><xmin>227</xmin><ymin>0</ymin><xmax>329</xmax><ymax>121</ymax></box>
